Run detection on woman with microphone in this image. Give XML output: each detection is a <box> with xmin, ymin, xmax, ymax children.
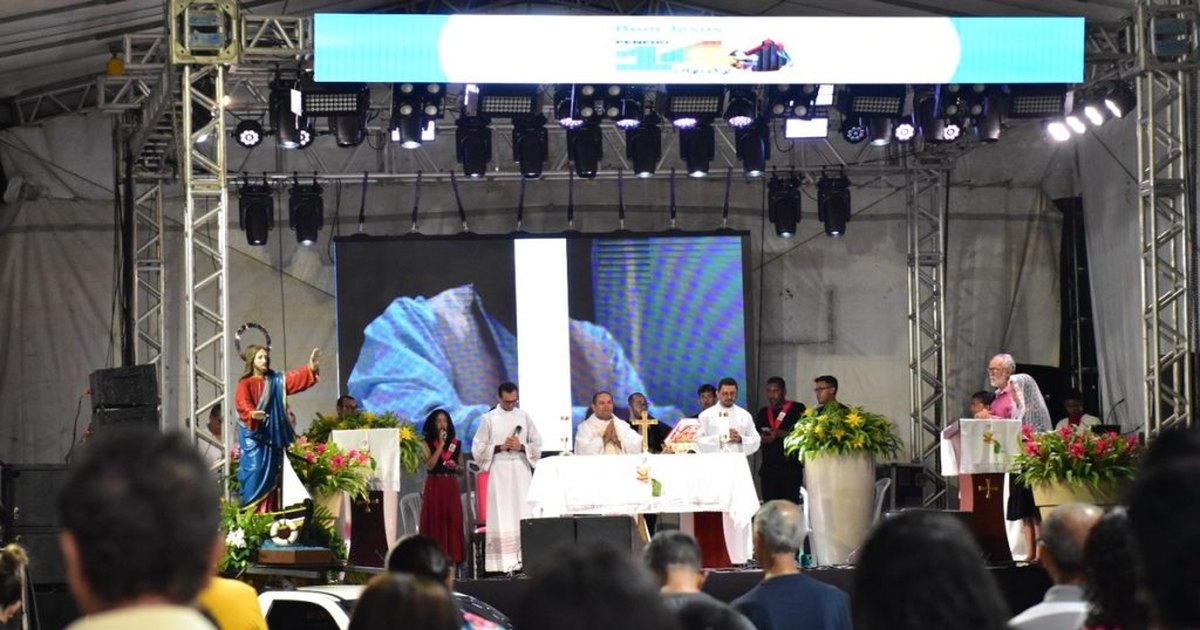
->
<box><xmin>419</xmin><ymin>408</ymin><xmax>465</xmax><ymax>565</ymax></box>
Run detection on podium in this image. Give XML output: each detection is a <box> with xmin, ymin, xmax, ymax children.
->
<box><xmin>331</xmin><ymin>429</ymin><xmax>402</xmax><ymax>566</ymax></box>
<box><xmin>941</xmin><ymin>419</ymin><xmax>1022</xmax><ymax>563</ymax></box>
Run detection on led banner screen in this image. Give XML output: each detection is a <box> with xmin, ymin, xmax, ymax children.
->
<box><xmin>336</xmin><ymin>232</ymin><xmax>751</xmax><ymax>450</ymax></box>
<box><xmin>314</xmin><ymin>14</ymin><xmax>1084</xmax><ymax>85</ymax></box>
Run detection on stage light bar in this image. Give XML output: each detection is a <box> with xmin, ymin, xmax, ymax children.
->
<box><xmin>1007</xmin><ymin>84</ymin><xmax>1069</xmax><ymax>119</ymax></box>
<box><xmin>663</xmin><ymin>85</ymin><xmax>724</xmax><ymax>128</ymax></box>
<box><xmin>476</xmin><ymin>84</ymin><xmax>541</xmax><ymax>117</ymax></box>
<box><xmin>839</xmin><ymin>85</ymin><xmax>908</xmax><ymax>117</ymax></box>
<box><xmin>294</xmin><ymin>82</ymin><xmax>369</xmax><ymax>116</ymax></box>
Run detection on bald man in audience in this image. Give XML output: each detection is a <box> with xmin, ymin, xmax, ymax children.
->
<box><xmin>1009</xmin><ymin>502</ymin><xmax>1102</xmax><ymax>630</ymax></box>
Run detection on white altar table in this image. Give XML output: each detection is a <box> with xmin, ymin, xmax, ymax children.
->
<box><xmin>526</xmin><ymin>453</ymin><xmax>760</xmax><ymax>563</ymax></box>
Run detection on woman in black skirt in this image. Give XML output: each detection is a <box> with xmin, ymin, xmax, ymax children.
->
<box><xmin>1007</xmin><ymin>373</ymin><xmax>1053</xmax><ymax>562</ymax></box>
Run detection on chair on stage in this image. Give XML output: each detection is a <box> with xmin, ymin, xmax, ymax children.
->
<box><xmin>399</xmin><ymin>492</ymin><xmax>422</xmax><ymax>537</ymax></box>
<box><xmin>799</xmin><ymin>486</ymin><xmax>816</xmax><ymax>560</ymax></box>
<box><xmin>872</xmin><ymin>477</ymin><xmax>892</xmax><ymax>526</ymax></box>
<box><xmin>464</xmin><ymin>460</ymin><xmax>490</xmax><ymax>577</ymax></box>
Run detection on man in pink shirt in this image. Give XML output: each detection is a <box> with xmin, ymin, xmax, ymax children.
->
<box><xmin>986</xmin><ymin>353</ymin><xmax>1016</xmax><ymax>419</ymax></box>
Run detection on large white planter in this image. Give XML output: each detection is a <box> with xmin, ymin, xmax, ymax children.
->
<box><xmin>805</xmin><ymin>452</ymin><xmax>875</xmax><ymax>566</ymax></box>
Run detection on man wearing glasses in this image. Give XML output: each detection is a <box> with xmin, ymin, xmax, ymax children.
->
<box><xmin>812</xmin><ymin>376</ymin><xmax>849</xmax><ymax>415</ymax></box>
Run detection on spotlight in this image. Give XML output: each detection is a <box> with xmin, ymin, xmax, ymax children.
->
<box><xmin>391</xmin><ymin>82</ymin><xmax>445</xmax><ymax>149</ymax></box>
<box><xmin>391</xmin><ymin>113</ymin><xmax>424</xmax><ymax>149</ymax></box>
<box><xmin>868</xmin><ymin>118</ymin><xmax>893</xmax><ymax>146</ymax></box>
<box><xmin>894</xmin><ymin>117</ymin><xmax>916</xmax><ymax>142</ymax></box>
<box><xmin>512</xmin><ymin>114</ymin><xmax>548</xmax><ymax>179</ymax></box>
<box><xmin>1045</xmin><ymin>120</ymin><xmax>1072</xmax><ymax>142</ymax></box>
<box><xmin>238</xmin><ymin>179</ymin><xmax>273</xmax><ymax>246</ymax></box>
<box><xmin>455</xmin><ymin>116</ymin><xmax>492</xmax><ymax>178</ymax></box>
<box><xmin>841</xmin><ymin>116</ymin><xmax>868</xmax><ymax>144</ymax></box>
<box><xmin>568</xmin><ymin>121</ymin><xmax>603</xmax><ymax>179</ymax></box>
<box><xmin>604</xmin><ymin>85</ymin><xmax>644</xmax><ymax>130</ymax></box>
<box><xmin>1064</xmin><ymin>111</ymin><xmax>1088</xmax><ymax>135</ymax></box>
<box><xmin>288</xmin><ymin>180</ymin><xmax>323</xmax><ymax>246</ymax></box>
<box><xmin>724</xmin><ymin>87</ymin><xmax>759</xmax><ymax>129</ymax></box>
<box><xmin>679</xmin><ymin>123</ymin><xmax>715</xmax><ymax>178</ymax></box>
<box><xmin>331</xmin><ymin>113</ymin><xmax>366</xmax><ymax>147</ymax></box>
<box><xmin>916</xmin><ymin>96</ymin><xmax>961</xmax><ymax>143</ymax></box>
<box><xmin>766</xmin><ymin>84</ymin><xmax>818</xmax><ymax>118</ymax></box>
<box><xmin>1102</xmin><ymin>82</ymin><xmax>1136</xmax><ymax>118</ymax></box>
<box><xmin>941</xmin><ymin>120</ymin><xmax>963</xmax><ymax>142</ymax></box>
<box><xmin>818</xmin><ymin>174</ymin><xmax>851</xmax><ymax>237</ymax></box>
<box><xmin>735</xmin><ymin>120</ymin><xmax>770</xmax><ymax>178</ymax></box>
<box><xmin>475</xmin><ymin>84</ymin><xmax>541</xmax><ymax>117</ymax></box>
<box><xmin>554</xmin><ymin>84</ymin><xmax>601</xmax><ymax>130</ymax></box>
<box><xmin>972</xmin><ymin>97</ymin><xmax>1006</xmax><ymax>142</ymax></box>
<box><xmin>270</xmin><ymin>83</ymin><xmax>314</xmax><ymax>149</ymax></box>
<box><xmin>234</xmin><ymin>119</ymin><xmax>265</xmax><ymax>148</ymax></box>
<box><xmin>626</xmin><ymin>115</ymin><xmax>661</xmax><ymax>178</ymax></box>
<box><xmin>768</xmin><ymin>173</ymin><xmax>801</xmax><ymax>238</ymax></box>
<box><xmin>1007</xmin><ymin>84</ymin><xmax>1069</xmax><ymax>119</ymax></box>
<box><xmin>663</xmin><ymin>85</ymin><xmax>724</xmax><ymax>129</ymax></box>
<box><xmin>1082</xmin><ymin>99</ymin><xmax>1108</xmax><ymax>127</ymax></box>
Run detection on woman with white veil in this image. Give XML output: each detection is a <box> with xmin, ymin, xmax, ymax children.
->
<box><xmin>1007</xmin><ymin>373</ymin><xmax>1051</xmax><ymax>561</ymax></box>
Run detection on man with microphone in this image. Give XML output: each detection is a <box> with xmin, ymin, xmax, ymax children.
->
<box><xmin>471</xmin><ymin>382</ymin><xmax>543</xmax><ymax>573</ymax></box>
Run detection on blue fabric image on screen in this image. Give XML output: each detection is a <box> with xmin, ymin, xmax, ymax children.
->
<box><xmin>588</xmin><ymin>236</ymin><xmax>747</xmax><ymax>421</ymax></box>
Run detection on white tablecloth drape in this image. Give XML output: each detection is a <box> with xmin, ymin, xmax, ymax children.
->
<box><xmin>331</xmin><ymin>429</ymin><xmax>403</xmax><ymax>548</ymax></box>
<box><xmin>527</xmin><ymin>453</ymin><xmax>760</xmax><ymax>563</ymax></box>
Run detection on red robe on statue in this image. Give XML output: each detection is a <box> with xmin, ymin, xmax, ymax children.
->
<box><xmin>234</xmin><ymin>365</ymin><xmax>318</xmax><ymax>511</ymax></box>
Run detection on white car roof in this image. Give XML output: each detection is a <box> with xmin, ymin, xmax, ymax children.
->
<box><xmin>290</xmin><ymin>584</ymin><xmax>365</xmax><ymax>600</ymax></box>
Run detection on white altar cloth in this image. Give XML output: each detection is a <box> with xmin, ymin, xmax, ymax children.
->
<box><xmin>527</xmin><ymin>453</ymin><xmax>760</xmax><ymax>563</ymax></box>
<box><xmin>331</xmin><ymin>429</ymin><xmax>403</xmax><ymax>547</ymax></box>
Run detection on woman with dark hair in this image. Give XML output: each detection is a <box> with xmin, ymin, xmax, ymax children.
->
<box><xmin>419</xmin><ymin>408</ymin><xmax>465</xmax><ymax>564</ymax></box>
<box><xmin>348</xmin><ymin>573</ymin><xmax>461</xmax><ymax>630</ymax></box>
<box><xmin>1082</xmin><ymin>507</ymin><xmax>1149</xmax><ymax>630</ymax></box>
<box><xmin>386</xmin><ymin>534</ymin><xmax>513</xmax><ymax>630</ymax></box>
<box><xmin>854</xmin><ymin>511</ymin><xmax>1010</xmax><ymax>630</ymax></box>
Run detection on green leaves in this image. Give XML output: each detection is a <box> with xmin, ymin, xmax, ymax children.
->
<box><xmin>783</xmin><ymin>405</ymin><xmax>902</xmax><ymax>461</ymax></box>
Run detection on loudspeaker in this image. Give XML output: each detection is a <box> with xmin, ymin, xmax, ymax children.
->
<box><xmin>574</xmin><ymin>515</ymin><xmax>639</xmax><ymax>556</ymax></box>
<box><xmin>92</xmin><ymin>406</ymin><xmax>159</xmax><ymax>431</ymax></box>
<box><xmin>2</xmin><ymin>464</ymin><xmax>68</xmax><ymax>529</ymax></box>
<box><xmin>10</xmin><ymin>528</ymin><xmax>66</xmax><ymax>584</ymax></box>
<box><xmin>89</xmin><ymin>365</ymin><xmax>158</xmax><ymax>409</ymax></box>
<box><xmin>520</xmin><ymin>517</ymin><xmax>575</xmax><ymax>575</ymax></box>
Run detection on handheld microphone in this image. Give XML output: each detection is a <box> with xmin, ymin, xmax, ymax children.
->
<box><xmin>512</xmin><ymin>425</ymin><xmax>523</xmax><ymax>438</ymax></box>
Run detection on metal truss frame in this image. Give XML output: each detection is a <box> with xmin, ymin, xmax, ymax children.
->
<box><xmin>1136</xmin><ymin>0</ymin><xmax>1197</xmax><ymax>438</ymax></box>
<box><xmin>905</xmin><ymin>164</ymin><xmax>949</xmax><ymax>508</ymax></box>
<box><xmin>132</xmin><ymin>176</ymin><xmax>167</xmax><ymax>427</ymax></box>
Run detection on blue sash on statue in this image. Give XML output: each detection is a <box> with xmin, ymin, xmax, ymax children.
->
<box><xmin>237</xmin><ymin>371</ymin><xmax>296</xmax><ymax>507</ymax></box>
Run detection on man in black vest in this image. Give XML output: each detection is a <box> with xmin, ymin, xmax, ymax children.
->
<box><xmin>754</xmin><ymin>377</ymin><xmax>805</xmax><ymax>503</ymax></box>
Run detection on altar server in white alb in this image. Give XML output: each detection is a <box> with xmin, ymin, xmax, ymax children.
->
<box><xmin>575</xmin><ymin>391</ymin><xmax>642</xmax><ymax>455</ymax></box>
<box><xmin>471</xmin><ymin>381</ymin><xmax>542</xmax><ymax>573</ymax></box>
<box><xmin>698</xmin><ymin>377</ymin><xmax>761</xmax><ymax>455</ymax></box>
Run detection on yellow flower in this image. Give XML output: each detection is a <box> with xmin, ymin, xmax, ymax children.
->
<box><xmin>398</xmin><ymin>425</ymin><xmax>416</xmax><ymax>441</ymax></box>
<box><xmin>803</xmin><ymin>407</ymin><xmax>815</xmax><ymax>418</ymax></box>
<box><xmin>364</xmin><ymin>411</ymin><xmax>375</xmax><ymax>421</ymax></box>
<box><xmin>851</xmin><ymin>435</ymin><xmax>865</xmax><ymax>449</ymax></box>
<box><xmin>832</xmin><ymin>428</ymin><xmax>845</xmax><ymax>441</ymax></box>
<box><xmin>813</xmin><ymin>424</ymin><xmax>825</xmax><ymax>438</ymax></box>
<box><xmin>816</xmin><ymin>415</ymin><xmax>827</xmax><ymax>424</ymax></box>
<box><xmin>846</xmin><ymin>411</ymin><xmax>863</xmax><ymax>428</ymax></box>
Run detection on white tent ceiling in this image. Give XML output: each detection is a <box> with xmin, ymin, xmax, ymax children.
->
<box><xmin>0</xmin><ymin>0</ymin><xmax>1136</xmax><ymax>100</ymax></box>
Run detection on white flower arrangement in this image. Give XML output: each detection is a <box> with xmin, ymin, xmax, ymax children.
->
<box><xmin>225</xmin><ymin>528</ymin><xmax>247</xmax><ymax>550</ymax></box>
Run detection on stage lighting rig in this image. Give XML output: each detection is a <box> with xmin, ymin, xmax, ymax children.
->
<box><xmin>626</xmin><ymin>114</ymin><xmax>662</xmax><ymax>178</ymax></box>
<box><xmin>234</xmin><ymin>119</ymin><xmax>265</xmax><ymax>148</ymax></box>
<box><xmin>818</xmin><ymin>173</ymin><xmax>851</xmax><ymax>237</ymax></box>
<box><xmin>474</xmin><ymin>84</ymin><xmax>541</xmax><ymax>117</ymax></box>
<box><xmin>604</xmin><ymin>85</ymin><xmax>645</xmax><ymax>129</ymax></box>
<box><xmin>735</xmin><ymin>120</ymin><xmax>770</xmax><ymax>177</ymax></box>
<box><xmin>288</xmin><ymin>177</ymin><xmax>324</xmax><ymax>246</ymax></box>
<box><xmin>662</xmin><ymin>85</ymin><xmax>724</xmax><ymax>129</ymax></box>
<box><xmin>679</xmin><ymin>123</ymin><xmax>715</xmax><ymax>178</ymax></box>
<box><xmin>513</xmin><ymin>114</ymin><xmax>549</xmax><ymax>179</ymax></box>
<box><xmin>455</xmin><ymin>116</ymin><xmax>493</xmax><ymax>178</ymax></box>
<box><xmin>568</xmin><ymin>121</ymin><xmax>603</xmax><ymax>179</ymax></box>
<box><xmin>270</xmin><ymin>82</ymin><xmax>314</xmax><ymax>149</ymax></box>
<box><xmin>724</xmin><ymin>86</ymin><xmax>759</xmax><ymax>129</ymax></box>
<box><xmin>238</xmin><ymin>177</ymin><xmax>274</xmax><ymax>246</ymax></box>
<box><xmin>768</xmin><ymin>172</ymin><xmax>802</xmax><ymax>238</ymax></box>
<box><xmin>1006</xmin><ymin>84</ymin><xmax>1069</xmax><ymax>119</ymax></box>
<box><xmin>391</xmin><ymin>82</ymin><xmax>445</xmax><ymax>149</ymax></box>
<box><xmin>555</xmin><ymin>84</ymin><xmax>604</xmax><ymax>130</ymax></box>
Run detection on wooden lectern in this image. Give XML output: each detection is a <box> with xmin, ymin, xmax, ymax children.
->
<box><xmin>941</xmin><ymin>419</ymin><xmax>1023</xmax><ymax>563</ymax></box>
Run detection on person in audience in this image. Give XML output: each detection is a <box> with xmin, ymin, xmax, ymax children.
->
<box><xmin>1082</xmin><ymin>507</ymin><xmax>1149</xmax><ymax>630</ymax></box>
<box><xmin>336</xmin><ymin>394</ymin><xmax>358</xmax><ymax>418</ymax></box>
<box><xmin>1</xmin><ymin>543</ymin><xmax>29</xmax><ymax>624</ymax></box>
<box><xmin>644</xmin><ymin>530</ymin><xmax>754</xmax><ymax>630</ymax></box>
<box><xmin>516</xmin><ymin>541</ymin><xmax>679</xmax><ymax>630</ymax></box>
<box><xmin>471</xmin><ymin>382</ymin><xmax>542</xmax><ymax>573</ymax></box>
<box><xmin>348</xmin><ymin>573</ymin><xmax>461</xmax><ymax>630</ymax></box>
<box><xmin>58</xmin><ymin>427</ymin><xmax>220</xmax><ymax>629</ymax></box>
<box><xmin>754</xmin><ymin>377</ymin><xmax>805</xmax><ymax>503</ymax></box>
<box><xmin>196</xmin><ymin>576</ymin><xmax>268</xmax><ymax>630</ymax></box>
<box><xmin>420</xmin><ymin>408</ymin><xmax>465</xmax><ymax>565</ymax></box>
<box><xmin>1055</xmin><ymin>391</ymin><xmax>1100</xmax><ymax>430</ymax></box>
<box><xmin>576</xmin><ymin>391</ymin><xmax>642</xmax><ymax>455</ymax></box>
<box><xmin>386</xmin><ymin>534</ymin><xmax>514</xmax><ymax>630</ymax></box>
<box><xmin>1009</xmin><ymin>502</ymin><xmax>1102</xmax><ymax>630</ymax></box>
<box><xmin>970</xmin><ymin>390</ymin><xmax>994</xmax><ymax>418</ymax></box>
<box><xmin>1127</xmin><ymin>434</ymin><xmax>1200</xmax><ymax>630</ymax></box>
<box><xmin>731</xmin><ymin>500</ymin><xmax>850</xmax><ymax>630</ymax></box>
<box><xmin>693</xmin><ymin>383</ymin><xmax>718</xmax><ymax>418</ymax></box>
<box><xmin>854</xmin><ymin>510</ymin><xmax>1009</xmax><ymax>630</ymax></box>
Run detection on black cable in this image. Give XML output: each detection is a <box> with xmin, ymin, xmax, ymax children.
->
<box><xmin>756</xmin><ymin>175</ymin><xmax>768</xmax><ymax>404</ymax></box>
<box><xmin>63</xmin><ymin>392</ymin><xmax>85</xmax><ymax>463</ymax></box>
<box><xmin>410</xmin><ymin>172</ymin><xmax>422</xmax><ymax>233</ymax></box>
<box><xmin>356</xmin><ymin>170</ymin><xmax>368</xmax><ymax>233</ymax></box>
<box><xmin>276</xmin><ymin>183</ymin><xmax>288</xmax><ymax>369</ymax></box>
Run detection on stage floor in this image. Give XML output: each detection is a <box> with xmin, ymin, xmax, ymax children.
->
<box><xmin>455</xmin><ymin>562</ymin><xmax>1052</xmax><ymax>620</ymax></box>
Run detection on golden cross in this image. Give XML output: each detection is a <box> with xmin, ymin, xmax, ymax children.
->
<box><xmin>631</xmin><ymin>411</ymin><xmax>658</xmax><ymax>453</ymax></box>
<box><xmin>976</xmin><ymin>477</ymin><xmax>999</xmax><ymax>500</ymax></box>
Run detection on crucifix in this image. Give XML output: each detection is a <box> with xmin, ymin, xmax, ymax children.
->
<box><xmin>976</xmin><ymin>477</ymin><xmax>999</xmax><ymax>500</ymax></box>
<box><xmin>631</xmin><ymin>411</ymin><xmax>658</xmax><ymax>453</ymax></box>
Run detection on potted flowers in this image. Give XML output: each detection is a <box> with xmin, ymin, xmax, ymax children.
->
<box><xmin>305</xmin><ymin>409</ymin><xmax>400</xmax><ymax>443</ymax></box>
<box><xmin>1010</xmin><ymin>424</ymin><xmax>1141</xmax><ymax>518</ymax></box>
<box><xmin>783</xmin><ymin>406</ymin><xmax>901</xmax><ymax>565</ymax></box>
<box><xmin>287</xmin><ymin>437</ymin><xmax>375</xmax><ymax>520</ymax></box>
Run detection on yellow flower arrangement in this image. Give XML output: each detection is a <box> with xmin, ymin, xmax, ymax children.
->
<box><xmin>306</xmin><ymin>409</ymin><xmax>399</xmax><ymax>443</ymax></box>
<box><xmin>397</xmin><ymin>423</ymin><xmax>422</xmax><ymax>474</ymax></box>
<box><xmin>783</xmin><ymin>405</ymin><xmax>901</xmax><ymax>460</ymax></box>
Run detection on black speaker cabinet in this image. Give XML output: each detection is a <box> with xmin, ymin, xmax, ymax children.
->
<box><xmin>2</xmin><ymin>464</ymin><xmax>68</xmax><ymax>529</ymax></box>
<box><xmin>89</xmin><ymin>364</ymin><xmax>159</xmax><ymax>409</ymax></box>
<box><xmin>92</xmin><ymin>406</ymin><xmax>159</xmax><ymax>431</ymax></box>
<box><xmin>574</xmin><ymin>515</ymin><xmax>639</xmax><ymax>556</ymax></box>
<box><xmin>10</xmin><ymin>528</ymin><xmax>66</xmax><ymax>584</ymax></box>
<box><xmin>520</xmin><ymin>517</ymin><xmax>576</xmax><ymax>575</ymax></box>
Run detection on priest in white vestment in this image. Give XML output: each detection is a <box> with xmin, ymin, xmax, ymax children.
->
<box><xmin>575</xmin><ymin>391</ymin><xmax>643</xmax><ymax>455</ymax></box>
<box><xmin>698</xmin><ymin>378</ymin><xmax>761</xmax><ymax>455</ymax></box>
<box><xmin>471</xmin><ymin>382</ymin><xmax>542</xmax><ymax>573</ymax></box>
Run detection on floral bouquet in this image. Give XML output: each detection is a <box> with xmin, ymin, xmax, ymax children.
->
<box><xmin>1010</xmin><ymin>424</ymin><xmax>1141</xmax><ymax>487</ymax></box>
<box><xmin>397</xmin><ymin>423</ymin><xmax>423</xmax><ymax>474</ymax></box>
<box><xmin>783</xmin><ymin>405</ymin><xmax>902</xmax><ymax>460</ymax></box>
<box><xmin>218</xmin><ymin>498</ymin><xmax>348</xmax><ymax>576</ymax></box>
<box><xmin>287</xmin><ymin>437</ymin><xmax>375</xmax><ymax>503</ymax></box>
<box><xmin>305</xmin><ymin>409</ymin><xmax>400</xmax><ymax>443</ymax></box>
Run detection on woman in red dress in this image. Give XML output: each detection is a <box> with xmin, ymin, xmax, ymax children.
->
<box><xmin>418</xmin><ymin>408</ymin><xmax>465</xmax><ymax>564</ymax></box>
